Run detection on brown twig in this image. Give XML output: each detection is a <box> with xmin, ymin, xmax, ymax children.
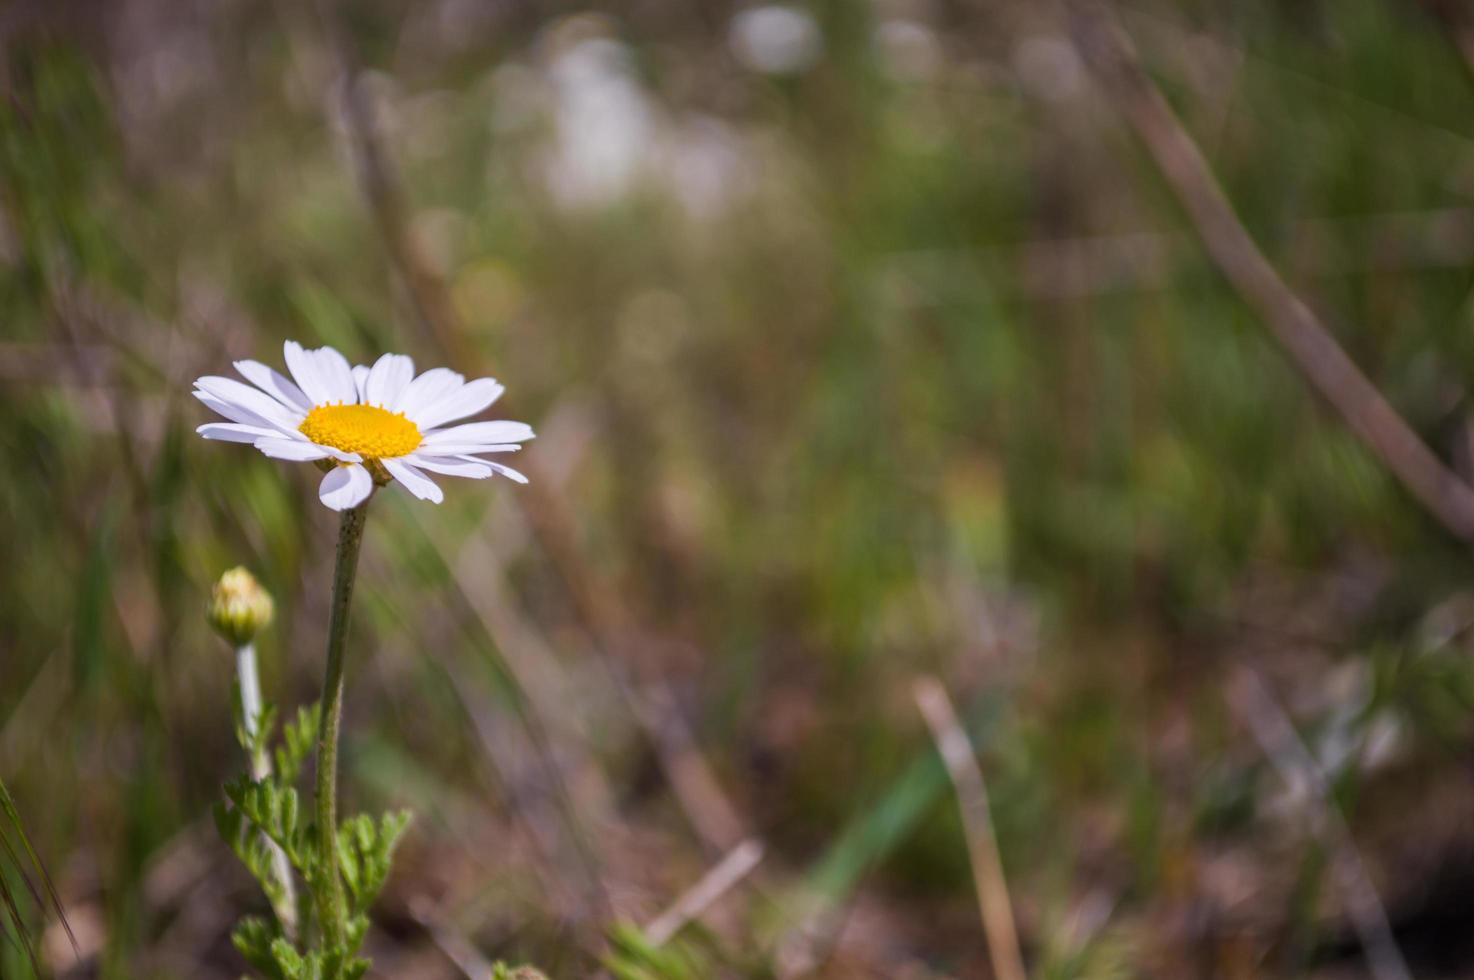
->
<box><xmin>1068</xmin><ymin>0</ymin><xmax>1474</xmax><ymax>545</ymax></box>
<box><xmin>643</xmin><ymin>838</ymin><xmax>765</xmax><ymax>946</ymax></box>
<box><xmin>888</xmin><ymin>207</ymin><xmax>1474</xmax><ymax>302</ymax></box>
<box><xmin>1226</xmin><ymin>667</ymin><xmax>1411</xmax><ymax>980</ymax></box>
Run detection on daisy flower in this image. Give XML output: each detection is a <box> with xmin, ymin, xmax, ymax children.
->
<box><xmin>195</xmin><ymin>341</ymin><xmax>532</xmax><ymax>510</ymax></box>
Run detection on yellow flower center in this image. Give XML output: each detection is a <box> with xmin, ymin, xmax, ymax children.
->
<box><xmin>298</xmin><ymin>403</ymin><xmax>422</xmax><ymax>458</ymax></box>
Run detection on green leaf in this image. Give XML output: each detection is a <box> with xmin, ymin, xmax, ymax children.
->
<box><xmin>345</xmin><ymin>914</ymin><xmax>368</xmax><ymax>954</ymax></box>
<box><xmin>335</xmin><ymin>810</ymin><xmax>410</xmax><ymax>914</ymax></box>
<box><xmin>222</xmin><ymin>776</ymin><xmax>314</xmax><ymax>877</ymax></box>
<box><xmin>275</xmin><ymin>703</ymin><xmax>322</xmax><ymax>786</ymax></box>
<box><xmin>604</xmin><ymin>921</ymin><xmax>708</xmax><ymax>980</ymax></box>
<box><xmin>232</xmin><ymin>916</ymin><xmax>288</xmax><ymax>980</ymax></box>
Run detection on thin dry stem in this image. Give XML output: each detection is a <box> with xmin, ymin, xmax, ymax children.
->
<box><xmin>408</xmin><ymin>900</ymin><xmax>497</xmax><ymax>980</ymax></box>
<box><xmin>1068</xmin><ymin>0</ymin><xmax>1474</xmax><ymax>544</ymax></box>
<box><xmin>913</xmin><ymin>677</ymin><xmax>1026</xmax><ymax>980</ymax></box>
<box><xmin>1227</xmin><ymin>667</ymin><xmax>1411</xmax><ymax>980</ymax></box>
<box><xmin>643</xmin><ymin>839</ymin><xmax>765</xmax><ymax>946</ymax></box>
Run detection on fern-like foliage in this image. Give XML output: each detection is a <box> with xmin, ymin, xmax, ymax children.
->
<box><xmin>221</xmin><ymin>776</ymin><xmax>314</xmax><ymax>878</ymax></box>
<box><xmin>336</xmin><ymin>811</ymin><xmax>410</xmax><ymax>915</ymax></box>
<box><xmin>274</xmin><ymin>704</ymin><xmax>321</xmax><ymax>785</ymax></box>
<box><xmin>216</xmin><ymin>699</ymin><xmax>410</xmax><ymax>980</ymax></box>
<box><xmin>231</xmin><ymin>916</ymin><xmax>371</xmax><ymax>980</ymax></box>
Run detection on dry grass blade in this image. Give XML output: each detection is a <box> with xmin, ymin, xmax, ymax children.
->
<box><xmin>643</xmin><ymin>838</ymin><xmax>765</xmax><ymax>947</ymax></box>
<box><xmin>912</xmin><ymin>677</ymin><xmax>1026</xmax><ymax>980</ymax></box>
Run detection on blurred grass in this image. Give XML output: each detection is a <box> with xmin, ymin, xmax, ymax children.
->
<box><xmin>6</xmin><ymin>0</ymin><xmax>1474</xmax><ymax>976</ymax></box>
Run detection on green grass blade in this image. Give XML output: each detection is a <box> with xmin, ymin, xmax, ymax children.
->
<box><xmin>0</xmin><ymin>777</ymin><xmax>77</xmax><ymax>958</ymax></box>
<box><xmin>0</xmin><ymin>822</ymin><xmax>40</xmax><ymax>975</ymax></box>
<box><xmin>805</xmin><ymin>693</ymin><xmax>1004</xmax><ymax>903</ymax></box>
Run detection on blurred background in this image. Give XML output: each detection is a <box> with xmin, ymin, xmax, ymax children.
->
<box><xmin>7</xmin><ymin>0</ymin><xmax>1474</xmax><ymax>976</ymax></box>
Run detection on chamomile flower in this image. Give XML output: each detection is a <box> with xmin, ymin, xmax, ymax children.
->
<box><xmin>195</xmin><ymin>341</ymin><xmax>532</xmax><ymax>510</ymax></box>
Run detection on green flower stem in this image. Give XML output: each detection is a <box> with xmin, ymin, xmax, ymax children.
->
<box><xmin>235</xmin><ymin>642</ymin><xmax>299</xmax><ymax>939</ymax></box>
<box><xmin>314</xmin><ymin>501</ymin><xmax>370</xmax><ymax>955</ymax></box>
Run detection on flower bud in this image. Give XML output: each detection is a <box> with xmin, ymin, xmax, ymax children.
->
<box><xmin>208</xmin><ymin>566</ymin><xmax>275</xmax><ymax>646</ymax></box>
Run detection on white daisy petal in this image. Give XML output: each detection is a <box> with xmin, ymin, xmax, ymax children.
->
<box><xmin>399</xmin><ymin>368</ymin><xmax>466</xmax><ymax>421</ymax></box>
<box><xmin>284</xmin><ymin>340</ymin><xmax>334</xmax><ymax>405</ymax></box>
<box><xmin>235</xmin><ymin>360</ymin><xmax>313</xmax><ymax>412</ymax></box>
<box><xmin>414</xmin><ymin>444</ymin><xmax>522</xmax><ymax>457</ymax></box>
<box><xmin>411</xmin><ymin>377</ymin><xmax>505</xmax><ymax>430</ymax></box>
<box><xmin>365</xmin><ymin>353</ymin><xmax>415</xmax><ymax>409</ymax></box>
<box><xmin>463</xmin><ymin>457</ymin><xmax>529</xmax><ymax>483</ymax></box>
<box><xmin>489</xmin><ymin>463</ymin><xmax>528</xmax><ymax>483</ymax></box>
<box><xmin>404</xmin><ymin>454</ymin><xmax>494</xmax><ymax>478</ymax></box>
<box><xmin>198</xmin><ymin>422</ymin><xmax>279</xmax><ymax>443</ymax></box>
<box><xmin>312</xmin><ymin>346</ymin><xmax>358</xmax><ymax>404</ymax></box>
<box><xmin>382</xmin><ymin>457</ymin><xmax>444</xmax><ymax>503</ymax></box>
<box><xmin>196</xmin><ymin>392</ymin><xmax>312</xmax><ymax>441</ymax></box>
<box><xmin>197</xmin><ymin>342</ymin><xmax>531</xmax><ymax>503</ymax></box>
<box><xmin>422</xmin><ymin>420</ymin><xmax>535</xmax><ymax>448</ymax></box>
<box><xmin>255</xmin><ymin>438</ymin><xmax>336</xmax><ymax>461</ymax></box>
<box><xmin>319</xmin><ymin>464</ymin><xmax>374</xmax><ymax>511</ymax></box>
<box><xmin>432</xmin><ymin>453</ymin><xmax>528</xmax><ymax>483</ymax></box>
<box><xmin>195</xmin><ymin>390</ymin><xmax>275</xmax><ymax>428</ymax></box>
<box><xmin>195</xmin><ymin>376</ymin><xmax>302</xmax><ymax>430</ymax></box>
<box><xmin>352</xmin><ymin>365</ymin><xmax>371</xmax><ymax>402</ymax></box>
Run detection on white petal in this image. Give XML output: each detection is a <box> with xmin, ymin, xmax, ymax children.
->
<box><xmin>405</xmin><ymin>454</ymin><xmax>494</xmax><ymax>478</ymax></box>
<box><xmin>352</xmin><ymin>365</ymin><xmax>371</xmax><ymax>402</ymax></box>
<box><xmin>410</xmin><ymin>377</ymin><xmax>505</xmax><ymax>430</ymax></box>
<box><xmin>461</xmin><ymin>457</ymin><xmax>529</xmax><ymax>483</ymax></box>
<box><xmin>382</xmin><ymin>457</ymin><xmax>444</xmax><ymax>503</ymax></box>
<box><xmin>284</xmin><ymin>340</ymin><xmax>333</xmax><ymax>405</ymax></box>
<box><xmin>254</xmin><ymin>438</ymin><xmax>335</xmax><ymax>461</ymax></box>
<box><xmin>234</xmin><ymin>360</ymin><xmax>312</xmax><ymax>411</ymax></box>
<box><xmin>319</xmin><ymin>464</ymin><xmax>374</xmax><ymax>511</ymax></box>
<box><xmin>194</xmin><ymin>376</ymin><xmax>302</xmax><ymax>430</ymax></box>
<box><xmin>198</xmin><ymin>422</ymin><xmax>279</xmax><ymax>443</ymax></box>
<box><xmin>423</xmin><ymin>420</ymin><xmax>534</xmax><ymax>446</ymax></box>
<box><xmin>195</xmin><ymin>390</ymin><xmax>274</xmax><ymax>428</ymax></box>
<box><xmin>312</xmin><ymin>346</ymin><xmax>358</xmax><ymax>404</ymax></box>
<box><xmin>398</xmin><ymin>368</ymin><xmax>465</xmax><ymax>420</ymax></box>
<box><xmin>415</xmin><ymin>450</ymin><xmax>524</xmax><ymax>480</ymax></box>
<box><xmin>415</xmin><ymin>442</ymin><xmax>523</xmax><ymax>455</ymax></box>
<box><xmin>365</xmin><ymin>353</ymin><xmax>415</xmax><ymax>409</ymax></box>
<box><xmin>195</xmin><ymin>392</ymin><xmax>311</xmax><ymax>440</ymax></box>
<box><xmin>487</xmin><ymin>462</ymin><xmax>528</xmax><ymax>483</ymax></box>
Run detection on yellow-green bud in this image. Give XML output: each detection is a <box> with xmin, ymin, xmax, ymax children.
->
<box><xmin>208</xmin><ymin>566</ymin><xmax>275</xmax><ymax>646</ymax></box>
